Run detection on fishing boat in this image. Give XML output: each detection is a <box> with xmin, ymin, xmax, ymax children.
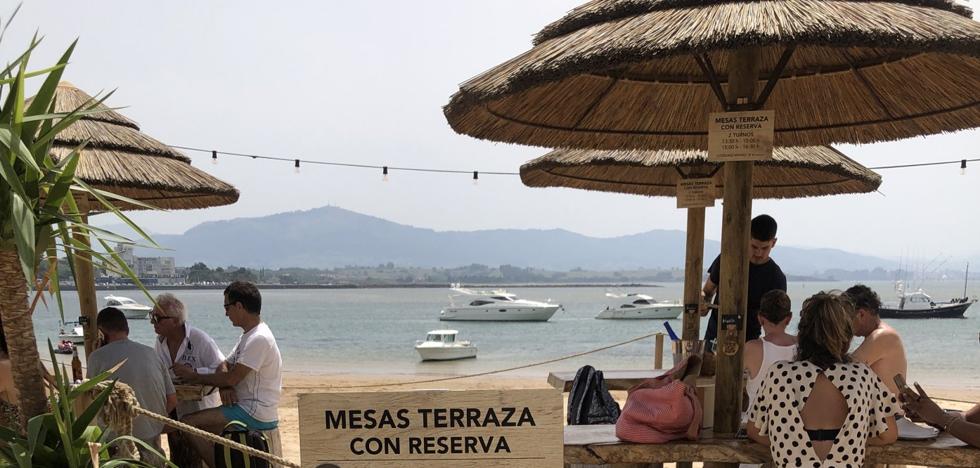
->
<box><xmin>439</xmin><ymin>285</ymin><xmax>560</xmax><ymax>321</ymax></box>
<box><xmin>415</xmin><ymin>330</ymin><xmax>477</xmax><ymax>361</ymax></box>
<box><xmin>879</xmin><ymin>265</ymin><xmax>975</xmax><ymax>319</ymax></box>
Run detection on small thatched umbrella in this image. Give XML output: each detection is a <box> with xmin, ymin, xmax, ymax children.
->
<box><xmin>44</xmin><ymin>82</ymin><xmax>239</xmax><ymax>355</ymax></box>
<box><xmin>445</xmin><ymin>0</ymin><xmax>980</xmax><ymax>437</ymax></box>
<box><xmin>522</xmin><ymin>146</ymin><xmax>880</xmax><ymax>341</ymax></box>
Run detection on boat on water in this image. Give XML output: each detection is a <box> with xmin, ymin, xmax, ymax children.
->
<box><xmin>439</xmin><ymin>285</ymin><xmax>560</xmax><ymax>321</ymax></box>
<box><xmin>415</xmin><ymin>330</ymin><xmax>477</xmax><ymax>361</ymax></box>
<box><xmin>879</xmin><ymin>289</ymin><xmax>974</xmax><ymax>319</ymax></box>
<box><xmin>58</xmin><ymin>321</ymin><xmax>85</xmax><ymax>345</ymax></box>
<box><xmin>596</xmin><ymin>293</ymin><xmax>683</xmax><ymax>320</ymax></box>
<box><xmin>104</xmin><ymin>295</ymin><xmax>152</xmax><ymax>319</ymax></box>
<box><xmin>54</xmin><ymin>340</ymin><xmax>76</xmax><ymax>355</ymax></box>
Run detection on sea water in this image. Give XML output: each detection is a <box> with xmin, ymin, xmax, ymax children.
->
<box><xmin>34</xmin><ymin>281</ymin><xmax>980</xmax><ymax>391</ymax></box>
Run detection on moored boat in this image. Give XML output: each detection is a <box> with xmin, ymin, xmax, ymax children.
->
<box><xmin>878</xmin><ymin>290</ymin><xmax>974</xmax><ymax>319</ymax></box>
<box><xmin>596</xmin><ymin>293</ymin><xmax>683</xmax><ymax>320</ymax></box>
<box><xmin>415</xmin><ymin>330</ymin><xmax>478</xmax><ymax>361</ymax></box>
<box><xmin>439</xmin><ymin>285</ymin><xmax>560</xmax><ymax>321</ymax></box>
<box><xmin>58</xmin><ymin>321</ymin><xmax>85</xmax><ymax>345</ymax></box>
<box><xmin>104</xmin><ymin>295</ymin><xmax>152</xmax><ymax>319</ymax></box>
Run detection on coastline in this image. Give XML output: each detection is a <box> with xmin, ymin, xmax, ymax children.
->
<box><xmin>58</xmin><ymin>282</ymin><xmax>667</xmax><ymax>291</ymax></box>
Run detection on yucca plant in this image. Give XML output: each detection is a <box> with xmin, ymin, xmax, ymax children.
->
<box><xmin>0</xmin><ymin>9</ymin><xmax>157</xmax><ymax>431</ymax></box>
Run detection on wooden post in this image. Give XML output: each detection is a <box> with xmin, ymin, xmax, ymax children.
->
<box><xmin>654</xmin><ymin>333</ymin><xmax>664</xmax><ymax>369</ymax></box>
<box><xmin>711</xmin><ymin>47</ymin><xmax>760</xmax><ymax>445</ymax></box>
<box><xmin>682</xmin><ymin>207</ymin><xmax>706</xmax><ymax>341</ymax></box>
<box><xmin>72</xmin><ymin>197</ymin><xmax>100</xmax><ymax>359</ymax></box>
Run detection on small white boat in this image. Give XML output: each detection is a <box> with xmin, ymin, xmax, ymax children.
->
<box><xmin>439</xmin><ymin>284</ymin><xmax>560</xmax><ymax>321</ymax></box>
<box><xmin>596</xmin><ymin>293</ymin><xmax>683</xmax><ymax>320</ymax></box>
<box><xmin>415</xmin><ymin>330</ymin><xmax>477</xmax><ymax>361</ymax></box>
<box><xmin>104</xmin><ymin>295</ymin><xmax>152</xmax><ymax>319</ymax></box>
<box><xmin>58</xmin><ymin>321</ymin><xmax>85</xmax><ymax>345</ymax></box>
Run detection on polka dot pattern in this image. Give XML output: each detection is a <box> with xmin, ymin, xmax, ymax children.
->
<box><xmin>747</xmin><ymin>361</ymin><xmax>899</xmax><ymax>467</ymax></box>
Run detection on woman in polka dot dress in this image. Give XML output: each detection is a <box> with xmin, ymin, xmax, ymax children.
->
<box><xmin>747</xmin><ymin>292</ymin><xmax>899</xmax><ymax>467</ymax></box>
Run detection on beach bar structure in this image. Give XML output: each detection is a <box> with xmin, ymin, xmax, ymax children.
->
<box><xmin>39</xmin><ymin>82</ymin><xmax>239</xmax><ymax>356</ymax></box>
<box><xmin>445</xmin><ymin>0</ymin><xmax>980</xmax><ymax>463</ymax></box>
<box><xmin>521</xmin><ymin>146</ymin><xmax>881</xmax><ymax>342</ymax></box>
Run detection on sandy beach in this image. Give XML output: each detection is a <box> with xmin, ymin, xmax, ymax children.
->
<box><xmin>256</xmin><ymin>372</ymin><xmax>980</xmax><ymax>466</ymax></box>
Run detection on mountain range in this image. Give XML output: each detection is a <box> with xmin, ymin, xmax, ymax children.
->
<box><xmin>129</xmin><ymin>206</ymin><xmax>900</xmax><ymax>275</ymax></box>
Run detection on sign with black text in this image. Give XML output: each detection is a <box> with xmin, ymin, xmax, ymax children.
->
<box><xmin>676</xmin><ymin>178</ymin><xmax>717</xmax><ymax>208</ymax></box>
<box><xmin>707</xmin><ymin>110</ymin><xmax>775</xmax><ymax>161</ymax></box>
<box><xmin>299</xmin><ymin>389</ymin><xmax>563</xmax><ymax>467</ymax></box>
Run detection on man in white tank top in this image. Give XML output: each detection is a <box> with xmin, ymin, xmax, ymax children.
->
<box><xmin>743</xmin><ymin>290</ymin><xmax>797</xmax><ymax>412</ymax></box>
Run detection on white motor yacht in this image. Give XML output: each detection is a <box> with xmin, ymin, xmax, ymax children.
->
<box><xmin>439</xmin><ymin>285</ymin><xmax>560</xmax><ymax>321</ymax></box>
<box><xmin>104</xmin><ymin>295</ymin><xmax>153</xmax><ymax>319</ymax></box>
<box><xmin>58</xmin><ymin>321</ymin><xmax>85</xmax><ymax>345</ymax></box>
<box><xmin>415</xmin><ymin>330</ymin><xmax>477</xmax><ymax>361</ymax></box>
<box><xmin>596</xmin><ymin>293</ymin><xmax>683</xmax><ymax>320</ymax></box>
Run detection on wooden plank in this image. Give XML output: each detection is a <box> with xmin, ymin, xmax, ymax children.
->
<box><xmin>563</xmin><ymin>425</ymin><xmax>980</xmax><ymax>467</ymax></box>
<box><xmin>547</xmin><ymin>370</ymin><xmax>714</xmax><ymax>393</ymax></box>
<box><xmin>299</xmin><ymin>389</ymin><xmax>563</xmax><ymax>468</ymax></box>
<box><xmin>653</xmin><ymin>333</ymin><xmax>664</xmax><ymax>370</ymax></box>
<box><xmin>713</xmin><ymin>47</ymin><xmax>760</xmax><ymax>446</ymax></box>
<box><xmin>682</xmin><ymin>207</ymin><xmax>706</xmax><ymax>341</ymax></box>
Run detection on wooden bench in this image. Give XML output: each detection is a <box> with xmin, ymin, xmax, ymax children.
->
<box><xmin>565</xmin><ymin>424</ymin><xmax>980</xmax><ymax>466</ymax></box>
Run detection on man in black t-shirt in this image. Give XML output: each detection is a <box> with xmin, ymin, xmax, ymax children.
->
<box><xmin>701</xmin><ymin>214</ymin><xmax>787</xmax><ymax>344</ymax></box>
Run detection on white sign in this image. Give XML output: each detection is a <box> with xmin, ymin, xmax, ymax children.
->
<box><xmin>707</xmin><ymin>110</ymin><xmax>775</xmax><ymax>161</ymax></box>
<box><xmin>299</xmin><ymin>389</ymin><xmax>563</xmax><ymax>468</ymax></box>
<box><xmin>676</xmin><ymin>178</ymin><xmax>717</xmax><ymax>208</ymax></box>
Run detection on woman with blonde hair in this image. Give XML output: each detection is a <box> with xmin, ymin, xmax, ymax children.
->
<box><xmin>747</xmin><ymin>292</ymin><xmax>898</xmax><ymax>467</ymax></box>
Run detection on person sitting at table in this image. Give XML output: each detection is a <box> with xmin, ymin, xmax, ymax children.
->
<box><xmin>843</xmin><ymin>284</ymin><xmax>908</xmax><ymax>397</ymax></box>
<box><xmin>901</xmin><ymin>383</ymin><xmax>980</xmax><ymax>448</ymax></box>
<box><xmin>743</xmin><ymin>290</ymin><xmax>796</xmax><ymax>418</ymax></box>
<box><xmin>747</xmin><ymin>291</ymin><xmax>898</xmax><ymax>467</ymax></box>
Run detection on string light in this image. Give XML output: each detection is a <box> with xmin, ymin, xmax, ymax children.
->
<box><xmin>170</xmin><ymin>145</ymin><xmax>979</xmax><ymax>183</ymax></box>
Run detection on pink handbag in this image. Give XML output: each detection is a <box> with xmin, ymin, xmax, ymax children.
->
<box><xmin>615</xmin><ymin>356</ymin><xmax>703</xmax><ymax>443</ymax></box>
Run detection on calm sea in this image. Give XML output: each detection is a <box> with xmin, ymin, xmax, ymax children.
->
<box><xmin>34</xmin><ymin>281</ymin><xmax>980</xmax><ymax>391</ymax></box>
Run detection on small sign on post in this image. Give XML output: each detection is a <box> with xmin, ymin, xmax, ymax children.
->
<box><xmin>676</xmin><ymin>178</ymin><xmax>717</xmax><ymax>208</ymax></box>
<box><xmin>299</xmin><ymin>389</ymin><xmax>563</xmax><ymax>468</ymax></box>
<box><xmin>707</xmin><ymin>110</ymin><xmax>775</xmax><ymax>161</ymax></box>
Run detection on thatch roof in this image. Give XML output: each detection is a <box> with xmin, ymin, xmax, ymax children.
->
<box><xmin>521</xmin><ymin>146</ymin><xmax>881</xmax><ymax>199</ymax></box>
<box><xmin>42</xmin><ymin>82</ymin><xmax>239</xmax><ymax>211</ymax></box>
<box><xmin>445</xmin><ymin>0</ymin><xmax>980</xmax><ymax>150</ymax></box>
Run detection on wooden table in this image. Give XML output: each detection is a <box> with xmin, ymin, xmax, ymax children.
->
<box><xmin>547</xmin><ymin>369</ymin><xmax>714</xmax><ymax>392</ymax></box>
<box><xmin>565</xmin><ymin>424</ymin><xmax>980</xmax><ymax>466</ymax></box>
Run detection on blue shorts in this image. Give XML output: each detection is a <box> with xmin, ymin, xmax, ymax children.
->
<box><xmin>220</xmin><ymin>404</ymin><xmax>278</xmax><ymax>431</ymax></box>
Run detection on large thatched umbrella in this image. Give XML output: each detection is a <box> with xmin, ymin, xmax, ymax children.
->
<box><xmin>446</xmin><ymin>0</ymin><xmax>980</xmax><ymax>438</ymax></box>
<box><xmin>522</xmin><ymin>146</ymin><xmax>881</xmax><ymax>342</ymax></box>
<box><xmin>46</xmin><ymin>82</ymin><xmax>239</xmax><ymax>356</ymax></box>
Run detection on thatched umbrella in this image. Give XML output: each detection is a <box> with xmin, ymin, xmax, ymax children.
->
<box><xmin>522</xmin><ymin>146</ymin><xmax>881</xmax><ymax>341</ymax></box>
<box><xmin>446</xmin><ymin>0</ymin><xmax>980</xmax><ymax>438</ymax></box>
<box><xmin>45</xmin><ymin>82</ymin><xmax>239</xmax><ymax>356</ymax></box>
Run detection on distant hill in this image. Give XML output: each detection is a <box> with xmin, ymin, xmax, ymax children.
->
<box><xmin>129</xmin><ymin>206</ymin><xmax>898</xmax><ymax>275</ymax></box>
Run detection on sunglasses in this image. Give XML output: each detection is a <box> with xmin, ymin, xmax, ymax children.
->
<box><xmin>150</xmin><ymin>314</ymin><xmax>174</xmax><ymax>324</ymax></box>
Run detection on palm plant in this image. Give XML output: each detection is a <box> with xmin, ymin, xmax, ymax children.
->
<box><xmin>0</xmin><ymin>14</ymin><xmax>156</xmax><ymax>430</ymax></box>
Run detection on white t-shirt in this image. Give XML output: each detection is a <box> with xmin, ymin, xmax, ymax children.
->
<box><xmin>226</xmin><ymin>322</ymin><xmax>282</xmax><ymax>423</ymax></box>
<box><xmin>154</xmin><ymin>323</ymin><xmax>226</xmax><ymax>417</ymax></box>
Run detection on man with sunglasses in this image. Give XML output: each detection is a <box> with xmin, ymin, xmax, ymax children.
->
<box><xmin>152</xmin><ymin>293</ymin><xmax>225</xmax><ymax>467</ymax></box>
<box><xmin>174</xmin><ymin>281</ymin><xmax>282</xmax><ymax>467</ymax></box>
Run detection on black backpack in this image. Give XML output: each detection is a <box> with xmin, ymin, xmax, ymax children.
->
<box><xmin>567</xmin><ymin>365</ymin><xmax>621</xmax><ymax>425</ymax></box>
<box><xmin>213</xmin><ymin>421</ymin><xmax>271</xmax><ymax>468</ymax></box>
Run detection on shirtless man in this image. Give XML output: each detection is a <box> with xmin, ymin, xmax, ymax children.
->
<box><xmin>845</xmin><ymin>284</ymin><xmax>908</xmax><ymax>395</ymax></box>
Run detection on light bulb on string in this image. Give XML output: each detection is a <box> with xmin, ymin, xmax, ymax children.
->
<box><xmin>962</xmin><ymin>159</ymin><xmax>967</xmax><ymax>176</ymax></box>
<box><xmin>294</xmin><ymin>159</ymin><xmax>300</xmax><ymax>174</ymax></box>
<box><xmin>211</xmin><ymin>150</ymin><xmax>218</xmax><ymax>165</ymax></box>
<box><xmin>473</xmin><ymin>171</ymin><xmax>479</xmax><ymax>186</ymax></box>
<box><xmin>383</xmin><ymin>166</ymin><xmax>389</xmax><ymax>182</ymax></box>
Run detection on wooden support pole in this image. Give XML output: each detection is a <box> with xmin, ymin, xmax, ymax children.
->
<box><xmin>654</xmin><ymin>333</ymin><xmax>664</xmax><ymax>369</ymax></box>
<box><xmin>711</xmin><ymin>47</ymin><xmax>760</xmax><ymax>444</ymax></box>
<box><xmin>71</xmin><ymin>197</ymin><xmax>100</xmax><ymax>359</ymax></box>
<box><xmin>682</xmin><ymin>207</ymin><xmax>706</xmax><ymax>341</ymax></box>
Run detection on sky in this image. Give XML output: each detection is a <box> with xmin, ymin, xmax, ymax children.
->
<box><xmin>3</xmin><ymin>1</ymin><xmax>979</xmax><ymax>263</ymax></box>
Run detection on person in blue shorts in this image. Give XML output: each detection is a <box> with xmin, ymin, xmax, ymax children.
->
<box><xmin>175</xmin><ymin>281</ymin><xmax>282</xmax><ymax>466</ymax></box>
